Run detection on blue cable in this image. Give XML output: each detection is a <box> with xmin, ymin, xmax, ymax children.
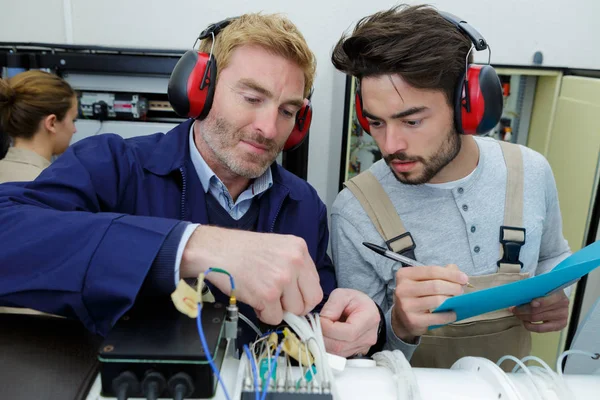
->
<box><xmin>196</xmin><ymin>307</ymin><xmax>231</xmax><ymax>400</ymax></box>
<box><xmin>260</xmin><ymin>343</ymin><xmax>283</xmax><ymax>400</ymax></box>
<box><xmin>243</xmin><ymin>344</ymin><xmax>260</xmax><ymax>400</ymax></box>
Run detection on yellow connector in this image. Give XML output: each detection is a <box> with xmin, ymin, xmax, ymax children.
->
<box><xmin>267</xmin><ymin>332</ymin><xmax>279</xmax><ymax>349</ymax></box>
<box><xmin>281</xmin><ymin>328</ymin><xmax>314</xmax><ymax>366</ymax></box>
<box><xmin>170</xmin><ymin>279</ymin><xmax>200</xmax><ymax>318</ymax></box>
<box><xmin>197</xmin><ymin>273</ymin><xmax>205</xmax><ymax>301</ymax></box>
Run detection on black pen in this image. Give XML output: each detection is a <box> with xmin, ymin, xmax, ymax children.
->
<box><xmin>363</xmin><ymin>242</ymin><xmax>425</xmax><ymax>266</ymax></box>
<box><xmin>362</xmin><ymin>242</ymin><xmax>474</xmax><ymax>288</ymax></box>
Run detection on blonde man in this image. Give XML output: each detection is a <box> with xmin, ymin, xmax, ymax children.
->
<box><xmin>0</xmin><ymin>13</ymin><xmax>383</xmax><ymax>357</ymax></box>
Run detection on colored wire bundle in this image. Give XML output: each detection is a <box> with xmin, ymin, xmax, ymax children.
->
<box><xmin>195</xmin><ymin>267</ymin><xmax>236</xmax><ymax>400</ymax></box>
<box><xmin>197</xmin><ymin>307</ymin><xmax>231</xmax><ymax>400</ymax></box>
<box><xmin>244</xmin><ymin>344</ymin><xmax>260</xmax><ymax>400</ymax></box>
<box><xmin>260</xmin><ymin>343</ymin><xmax>284</xmax><ymax>400</ymax></box>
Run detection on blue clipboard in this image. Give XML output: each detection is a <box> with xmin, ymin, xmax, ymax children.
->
<box><xmin>430</xmin><ymin>240</ymin><xmax>600</xmax><ymax>329</ymax></box>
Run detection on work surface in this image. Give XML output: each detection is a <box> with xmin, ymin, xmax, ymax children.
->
<box><xmin>1</xmin><ymin>313</ymin><xmax>599</xmax><ymax>400</ymax></box>
<box><xmin>86</xmin><ymin>355</ymin><xmax>600</xmax><ymax>400</ymax></box>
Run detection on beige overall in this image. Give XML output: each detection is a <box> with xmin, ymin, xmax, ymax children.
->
<box><xmin>345</xmin><ymin>141</ymin><xmax>531</xmax><ymax>371</ymax></box>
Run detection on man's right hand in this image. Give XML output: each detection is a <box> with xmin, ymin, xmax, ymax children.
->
<box><xmin>391</xmin><ymin>264</ymin><xmax>468</xmax><ymax>342</ymax></box>
<box><xmin>180</xmin><ymin>225</ymin><xmax>323</xmax><ymax>325</ymax></box>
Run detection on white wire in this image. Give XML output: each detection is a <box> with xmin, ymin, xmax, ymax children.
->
<box><xmin>234</xmin><ymin>348</ymin><xmax>250</xmax><ymax>400</ymax></box>
<box><xmin>307</xmin><ymin>313</ymin><xmax>330</xmax><ymax>383</ymax></box>
<box><xmin>306</xmin><ymin>337</ymin><xmax>322</xmax><ymax>386</ymax></box>
<box><xmin>530</xmin><ymin>366</ymin><xmax>573</xmax><ymax>400</ymax></box>
<box><xmin>298</xmin><ymin>340</ymin><xmax>306</xmax><ymax>386</ymax></box>
<box><xmin>239</xmin><ymin>313</ymin><xmax>263</xmax><ymax>337</ymax></box>
<box><xmin>266</xmin><ymin>340</ymin><xmax>272</xmax><ymax>385</ymax></box>
<box><xmin>310</xmin><ymin>315</ymin><xmax>327</xmax><ymax>365</ymax></box>
<box><xmin>514</xmin><ymin>356</ymin><xmax>573</xmax><ymax>399</ymax></box>
<box><xmin>556</xmin><ymin>349</ymin><xmax>600</xmax><ymax>377</ymax></box>
<box><xmin>282</xmin><ymin>311</ymin><xmax>339</xmax><ymax>399</ymax></box>
<box><xmin>512</xmin><ymin>356</ymin><xmax>553</xmax><ymax>374</ymax></box>
<box><xmin>497</xmin><ymin>355</ymin><xmax>545</xmax><ymax>400</ymax></box>
<box><xmin>286</xmin><ymin>352</ymin><xmax>293</xmax><ymax>386</ymax></box>
<box><xmin>305</xmin><ymin>338</ymin><xmax>317</xmax><ymax>385</ymax></box>
<box><xmin>251</xmin><ymin>335</ymin><xmax>269</xmax><ymax>355</ymax></box>
<box><xmin>283</xmin><ymin>312</ymin><xmax>313</xmax><ymax>340</ymax></box>
<box><xmin>373</xmin><ymin>350</ymin><xmax>421</xmax><ymax>400</ymax></box>
<box><xmin>312</xmin><ymin>313</ymin><xmax>337</xmax><ymax>384</ymax></box>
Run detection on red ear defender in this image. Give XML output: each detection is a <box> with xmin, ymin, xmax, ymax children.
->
<box><xmin>354</xmin><ymin>86</ymin><xmax>371</xmax><ymax>134</ymax></box>
<box><xmin>454</xmin><ymin>64</ymin><xmax>503</xmax><ymax>135</ymax></box>
<box><xmin>284</xmin><ymin>98</ymin><xmax>313</xmax><ymax>151</ymax></box>
<box><xmin>439</xmin><ymin>11</ymin><xmax>503</xmax><ymax>135</ymax></box>
<box><xmin>168</xmin><ymin>17</ymin><xmax>235</xmax><ymax>120</ymax></box>
<box><xmin>168</xmin><ymin>51</ymin><xmax>216</xmax><ymax>120</ymax></box>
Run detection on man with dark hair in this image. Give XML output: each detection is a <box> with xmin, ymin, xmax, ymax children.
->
<box><xmin>330</xmin><ymin>4</ymin><xmax>571</xmax><ymax>368</ymax></box>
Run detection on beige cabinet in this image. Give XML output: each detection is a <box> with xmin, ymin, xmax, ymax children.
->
<box><xmin>506</xmin><ymin>68</ymin><xmax>600</xmax><ymax>367</ymax></box>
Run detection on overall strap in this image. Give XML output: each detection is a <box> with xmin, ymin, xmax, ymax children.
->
<box><xmin>344</xmin><ymin>171</ymin><xmax>415</xmax><ymax>256</ymax></box>
<box><xmin>497</xmin><ymin>141</ymin><xmax>526</xmax><ymax>271</ymax></box>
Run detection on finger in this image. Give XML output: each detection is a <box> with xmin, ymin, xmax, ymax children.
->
<box><xmin>319</xmin><ymin>314</ymin><xmax>361</xmax><ymax>342</ymax></box>
<box><xmin>320</xmin><ymin>303</ymin><xmax>379</xmax><ymax>342</ymax></box>
<box><xmin>280</xmin><ymin>280</ymin><xmax>305</xmax><ymax>316</ymax></box>
<box><xmin>401</xmin><ymin>279</ymin><xmax>465</xmax><ymax>298</ymax></box>
<box><xmin>319</xmin><ymin>289</ymin><xmax>348</xmax><ymax>321</ymax></box>
<box><xmin>403</xmin><ymin>295</ymin><xmax>452</xmax><ymax>313</ymax></box>
<box><xmin>255</xmin><ymin>299</ymin><xmax>283</xmax><ymax>326</ymax></box>
<box><xmin>513</xmin><ymin>297</ymin><xmax>568</xmax><ymax>315</ymax></box>
<box><xmin>421</xmin><ymin>310</ymin><xmax>457</xmax><ymax>328</ymax></box>
<box><xmin>322</xmin><ymin>326</ymin><xmax>377</xmax><ymax>357</ymax></box>
<box><xmin>297</xmin><ymin>259</ymin><xmax>323</xmax><ymax>315</ymax></box>
<box><xmin>524</xmin><ymin>320</ymin><xmax>567</xmax><ymax>333</ymax></box>
<box><xmin>515</xmin><ymin>308</ymin><xmax>569</xmax><ymax>323</ymax></box>
<box><xmin>531</xmin><ymin>292</ymin><xmax>569</xmax><ymax>309</ymax></box>
<box><xmin>397</xmin><ymin>265</ymin><xmax>468</xmax><ymax>286</ymax></box>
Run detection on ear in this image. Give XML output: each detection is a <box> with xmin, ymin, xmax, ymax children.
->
<box><xmin>43</xmin><ymin>114</ymin><xmax>58</xmax><ymax>134</ymax></box>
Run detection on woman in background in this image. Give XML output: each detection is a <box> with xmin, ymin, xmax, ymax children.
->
<box><xmin>0</xmin><ymin>70</ymin><xmax>78</xmax><ymax>183</ymax></box>
<box><xmin>0</xmin><ymin>70</ymin><xmax>77</xmax><ymax>315</ymax></box>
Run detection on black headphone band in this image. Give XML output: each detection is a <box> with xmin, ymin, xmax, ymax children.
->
<box><xmin>438</xmin><ymin>11</ymin><xmax>488</xmax><ymax>51</ymax></box>
<box><xmin>197</xmin><ymin>17</ymin><xmax>239</xmax><ymax>41</ymax></box>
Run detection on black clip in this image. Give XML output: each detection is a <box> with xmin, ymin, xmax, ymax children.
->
<box><xmin>198</xmin><ymin>17</ymin><xmax>238</xmax><ymax>40</ymax></box>
<box><xmin>385</xmin><ymin>232</ymin><xmax>416</xmax><ymax>253</ymax></box>
<box><xmin>497</xmin><ymin>226</ymin><xmax>526</xmax><ymax>269</ymax></box>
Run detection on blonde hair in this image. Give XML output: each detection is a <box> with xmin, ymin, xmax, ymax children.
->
<box><xmin>198</xmin><ymin>13</ymin><xmax>316</xmax><ymax>98</ymax></box>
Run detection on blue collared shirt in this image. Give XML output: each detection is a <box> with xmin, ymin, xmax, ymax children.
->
<box><xmin>188</xmin><ymin>123</ymin><xmax>273</xmax><ymax>220</ymax></box>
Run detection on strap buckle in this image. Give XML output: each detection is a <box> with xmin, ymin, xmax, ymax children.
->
<box><xmin>385</xmin><ymin>231</ymin><xmax>416</xmax><ymax>253</ymax></box>
<box><xmin>497</xmin><ymin>226</ymin><xmax>526</xmax><ymax>269</ymax></box>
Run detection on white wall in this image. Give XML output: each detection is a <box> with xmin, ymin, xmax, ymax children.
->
<box><xmin>1</xmin><ymin>0</ymin><xmax>599</xmax><ymax>211</ymax></box>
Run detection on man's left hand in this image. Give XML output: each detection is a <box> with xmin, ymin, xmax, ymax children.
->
<box><xmin>319</xmin><ymin>288</ymin><xmax>380</xmax><ymax>357</ymax></box>
<box><xmin>510</xmin><ymin>291</ymin><xmax>570</xmax><ymax>333</ymax></box>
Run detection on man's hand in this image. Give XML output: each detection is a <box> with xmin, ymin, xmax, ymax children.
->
<box><xmin>391</xmin><ymin>264</ymin><xmax>468</xmax><ymax>342</ymax></box>
<box><xmin>180</xmin><ymin>225</ymin><xmax>323</xmax><ymax>325</ymax></box>
<box><xmin>319</xmin><ymin>288</ymin><xmax>380</xmax><ymax>357</ymax></box>
<box><xmin>510</xmin><ymin>291</ymin><xmax>569</xmax><ymax>333</ymax></box>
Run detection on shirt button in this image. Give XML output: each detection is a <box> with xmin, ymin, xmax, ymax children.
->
<box><xmin>458</xmin><ymin>187</ymin><xmax>464</xmax><ymax>194</ymax></box>
<box><xmin>462</xmin><ymin>204</ymin><xmax>468</xmax><ymax>211</ymax></box>
<box><xmin>474</xmin><ymin>246</ymin><xmax>480</xmax><ymax>253</ymax></box>
<box><xmin>471</xmin><ymin>226</ymin><xmax>476</xmax><ymax>233</ymax></box>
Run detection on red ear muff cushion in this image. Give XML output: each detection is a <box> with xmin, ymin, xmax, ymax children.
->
<box><xmin>167</xmin><ymin>51</ymin><xmax>216</xmax><ymax>120</ymax></box>
<box><xmin>475</xmin><ymin>65</ymin><xmax>503</xmax><ymax>134</ymax></box>
<box><xmin>455</xmin><ymin>64</ymin><xmax>503</xmax><ymax>135</ymax></box>
<box><xmin>284</xmin><ymin>100</ymin><xmax>312</xmax><ymax>151</ymax></box>
<box><xmin>354</xmin><ymin>90</ymin><xmax>371</xmax><ymax>134</ymax></box>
